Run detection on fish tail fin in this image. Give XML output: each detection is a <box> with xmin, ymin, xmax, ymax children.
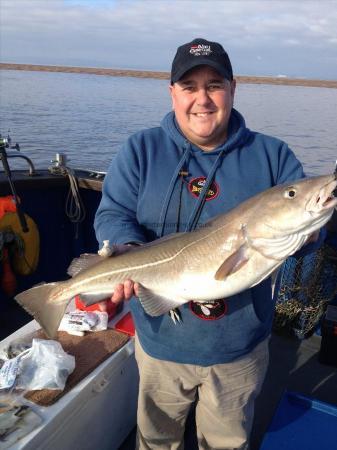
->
<box><xmin>15</xmin><ymin>282</ymin><xmax>70</xmax><ymax>338</ymax></box>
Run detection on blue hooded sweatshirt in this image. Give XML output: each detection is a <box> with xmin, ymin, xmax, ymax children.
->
<box><xmin>94</xmin><ymin>108</ymin><xmax>318</xmax><ymax>366</ymax></box>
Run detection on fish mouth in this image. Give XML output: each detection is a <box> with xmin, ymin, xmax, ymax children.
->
<box><xmin>323</xmin><ymin>194</ymin><xmax>337</xmax><ymax>209</ymax></box>
<box><xmin>306</xmin><ymin>179</ymin><xmax>337</xmax><ymax>212</ymax></box>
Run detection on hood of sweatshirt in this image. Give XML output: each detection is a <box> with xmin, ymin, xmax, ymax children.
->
<box><xmin>157</xmin><ymin>108</ymin><xmax>251</xmax><ymax>236</ymax></box>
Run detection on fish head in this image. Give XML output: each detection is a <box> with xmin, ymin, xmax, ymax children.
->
<box><xmin>256</xmin><ymin>174</ymin><xmax>337</xmax><ymax>237</ymax></box>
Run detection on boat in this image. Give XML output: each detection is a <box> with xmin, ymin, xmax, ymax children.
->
<box><xmin>1</xmin><ymin>134</ymin><xmax>337</xmax><ymax>449</ymax></box>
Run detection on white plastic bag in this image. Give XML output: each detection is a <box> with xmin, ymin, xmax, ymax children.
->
<box><xmin>0</xmin><ymin>331</ymin><xmax>36</xmax><ymax>361</ymax></box>
<box><xmin>15</xmin><ymin>339</ymin><xmax>75</xmax><ymax>391</ymax></box>
<box><xmin>58</xmin><ymin>310</ymin><xmax>108</xmax><ymax>336</ymax></box>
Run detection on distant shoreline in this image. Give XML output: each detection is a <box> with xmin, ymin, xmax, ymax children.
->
<box><xmin>1</xmin><ymin>62</ymin><xmax>337</xmax><ymax>89</ymax></box>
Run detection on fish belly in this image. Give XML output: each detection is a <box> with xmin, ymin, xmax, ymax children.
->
<box><xmin>178</xmin><ymin>253</ymin><xmax>278</xmax><ymax>301</ymax></box>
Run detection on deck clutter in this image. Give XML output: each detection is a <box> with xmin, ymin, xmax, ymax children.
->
<box><xmin>0</xmin><ymin>286</ymin><xmax>136</xmax><ymax>448</ymax></box>
<box><xmin>0</xmin><ymin>322</ymin><xmax>137</xmax><ymax>449</ymax></box>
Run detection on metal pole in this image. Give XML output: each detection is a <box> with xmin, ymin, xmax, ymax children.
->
<box><xmin>0</xmin><ymin>139</ymin><xmax>29</xmax><ymax>233</ymax></box>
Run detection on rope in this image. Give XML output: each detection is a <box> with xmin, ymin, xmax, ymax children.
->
<box><xmin>49</xmin><ymin>165</ymin><xmax>86</xmax><ymax>224</ymax></box>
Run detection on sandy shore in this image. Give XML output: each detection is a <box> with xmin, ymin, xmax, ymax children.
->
<box><xmin>1</xmin><ymin>63</ymin><xmax>337</xmax><ymax>89</ymax></box>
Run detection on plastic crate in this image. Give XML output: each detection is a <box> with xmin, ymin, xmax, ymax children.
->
<box><xmin>260</xmin><ymin>391</ymin><xmax>337</xmax><ymax>450</ymax></box>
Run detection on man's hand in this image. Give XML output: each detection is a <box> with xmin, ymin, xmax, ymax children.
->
<box><xmin>99</xmin><ymin>280</ymin><xmax>140</xmax><ymax>312</ymax></box>
<box><xmin>98</xmin><ymin>244</ymin><xmax>140</xmax><ymax>312</ymax></box>
<box><xmin>112</xmin><ymin>280</ymin><xmax>139</xmax><ymax>303</ymax></box>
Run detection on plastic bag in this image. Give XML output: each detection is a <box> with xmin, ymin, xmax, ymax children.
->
<box><xmin>0</xmin><ymin>331</ymin><xmax>37</xmax><ymax>361</ymax></box>
<box><xmin>15</xmin><ymin>339</ymin><xmax>75</xmax><ymax>391</ymax></box>
<box><xmin>58</xmin><ymin>310</ymin><xmax>108</xmax><ymax>336</ymax></box>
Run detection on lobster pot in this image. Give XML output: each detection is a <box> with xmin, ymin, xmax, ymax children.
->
<box><xmin>273</xmin><ymin>243</ymin><xmax>337</xmax><ymax>339</ymax></box>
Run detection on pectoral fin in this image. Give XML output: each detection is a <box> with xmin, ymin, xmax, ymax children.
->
<box><xmin>137</xmin><ymin>284</ymin><xmax>185</xmax><ymax>317</ymax></box>
<box><xmin>214</xmin><ymin>244</ymin><xmax>249</xmax><ymax>281</ymax></box>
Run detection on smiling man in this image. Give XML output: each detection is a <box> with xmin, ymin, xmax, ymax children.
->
<box><xmin>95</xmin><ymin>38</ymin><xmax>322</xmax><ymax>450</ymax></box>
<box><xmin>170</xmin><ymin>66</ymin><xmax>236</xmax><ymax>151</ymax></box>
<box><xmin>169</xmin><ymin>41</ymin><xmax>236</xmax><ymax>151</ymax></box>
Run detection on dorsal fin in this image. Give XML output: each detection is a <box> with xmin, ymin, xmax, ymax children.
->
<box><xmin>67</xmin><ymin>253</ymin><xmax>104</xmax><ymax>277</ymax></box>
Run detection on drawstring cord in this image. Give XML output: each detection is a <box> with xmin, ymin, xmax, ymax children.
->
<box><xmin>175</xmin><ymin>170</ymin><xmax>188</xmax><ymax>233</ymax></box>
<box><xmin>158</xmin><ymin>143</ymin><xmax>191</xmax><ymax>237</ymax></box>
<box><xmin>159</xmin><ymin>146</ymin><xmax>227</xmax><ymax>236</ymax></box>
<box><xmin>185</xmin><ymin>149</ymin><xmax>226</xmax><ymax>232</ymax></box>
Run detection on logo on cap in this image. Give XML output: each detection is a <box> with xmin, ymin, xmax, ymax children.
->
<box><xmin>190</xmin><ymin>44</ymin><xmax>212</xmax><ymax>57</ymax></box>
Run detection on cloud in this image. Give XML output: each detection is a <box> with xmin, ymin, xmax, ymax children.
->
<box><xmin>1</xmin><ymin>0</ymin><xmax>337</xmax><ymax>78</ymax></box>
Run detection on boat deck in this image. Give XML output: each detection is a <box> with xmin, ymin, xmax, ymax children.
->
<box><xmin>119</xmin><ymin>332</ymin><xmax>337</xmax><ymax>450</ymax></box>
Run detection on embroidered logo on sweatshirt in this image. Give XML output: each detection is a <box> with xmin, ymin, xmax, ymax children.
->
<box><xmin>188</xmin><ymin>177</ymin><xmax>219</xmax><ymax>201</ymax></box>
<box><xmin>189</xmin><ymin>299</ymin><xmax>228</xmax><ymax>320</ymax></box>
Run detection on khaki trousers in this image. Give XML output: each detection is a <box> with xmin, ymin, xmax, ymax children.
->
<box><xmin>135</xmin><ymin>336</ymin><xmax>269</xmax><ymax>450</ymax></box>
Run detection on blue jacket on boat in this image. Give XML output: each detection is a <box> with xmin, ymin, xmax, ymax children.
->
<box><xmin>94</xmin><ymin>108</ymin><xmax>320</xmax><ymax>366</ymax></box>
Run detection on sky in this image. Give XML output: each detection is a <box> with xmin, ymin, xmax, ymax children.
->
<box><xmin>1</xmin><ymin>0</ymin><xmax>337</xmax><ymax>80</ymax></box>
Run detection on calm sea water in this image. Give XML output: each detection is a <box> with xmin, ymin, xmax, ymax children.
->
<box><xmin>0</xmin><ymin>70</ymin><xmax>336</xmax><ymax>176</ymax></box>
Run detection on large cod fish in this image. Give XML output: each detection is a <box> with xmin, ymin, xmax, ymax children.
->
<box><xmin>16</xmin><ymin>174</ymin><xmax>337</xmax><ymax>338</ymax></box>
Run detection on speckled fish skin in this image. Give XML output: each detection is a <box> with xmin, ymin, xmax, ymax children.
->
<box><xmin>15</xmin><ymin>174</ymin><xmax>337</xmax><ymax>338</ymax></box>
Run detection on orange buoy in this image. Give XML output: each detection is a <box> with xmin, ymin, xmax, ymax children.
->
<box><xmin>0</xmin><ymin>196</ymin><xmax>17</xmax><ymax>219</ymax></box>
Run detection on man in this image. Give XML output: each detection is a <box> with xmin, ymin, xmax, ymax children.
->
<box><xmin>94</xmin><ymin>38</ymin><xmax>321</xmax><ymax>449</ymax></box>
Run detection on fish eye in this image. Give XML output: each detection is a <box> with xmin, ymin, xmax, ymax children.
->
<box><xmin>284</xmin><ymin>187</ymin><xmax>297</xmax><ymax>199</ymax></box>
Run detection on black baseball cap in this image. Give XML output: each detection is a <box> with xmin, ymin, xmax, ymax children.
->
<box><xmin>171</xmin><ymin>38</ymin><xmax>233</xmax><ymax>84</ymax></box>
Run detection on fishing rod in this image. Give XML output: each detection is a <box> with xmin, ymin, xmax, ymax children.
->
<box><xmin>0</xmin><ymin>133</ymin><xmax>29</xmax><ymax>233</ymax></box>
